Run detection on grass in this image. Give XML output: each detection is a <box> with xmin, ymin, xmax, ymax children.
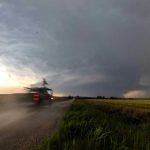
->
<box><xmin>93</xmin><ymin>99</ymin><xmax>150</xmax><ymax>110</ymax></box>
<box><xmin>36</xmin><ymin>99</ymin><xmax>150</xmax><ymax>150</ymax></box>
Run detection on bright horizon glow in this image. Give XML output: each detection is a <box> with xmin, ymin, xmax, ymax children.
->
<box><xmin>0</xmin><ymin>64</ymin><xmax>41</xmax><ymax>93</ymax></box>
<box><xmin>0</xmin><ymin>66</ymin><xmax>37</xmax><ymax>87</ymax></box>
<box><xmin>0</xmin><ymin>86</ymin><xmax>24</xmax><ymax>94</ymax></box>
<box><xmin>0</xmin><ymin>67</ymin><xmax>21</xmax><ymax>87</ymax></box>
<box><xmin>54</xmin><ymin>92</ymin><xmax>65</xmax><ymax>97</ymax></box>
<box><xmin>0</xmin><ymin>64</ymin><xmax>63</xmax><ymax>95</ymax></box>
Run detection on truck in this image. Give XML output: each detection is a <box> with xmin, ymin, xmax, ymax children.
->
<box><xmin>25</xmin><ymin>79</ymin><xmax>53</xmax><ymax>104</ymax></box>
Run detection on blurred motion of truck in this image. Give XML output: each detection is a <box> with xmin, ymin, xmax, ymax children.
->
<box><xmin>25</xmin><ymin>79</ymin><xmax>53</xmax><ymax>104</ymax></box>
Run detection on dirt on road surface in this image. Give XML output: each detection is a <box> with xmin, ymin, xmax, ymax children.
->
<box><xmin>0</xmin><ymin>100</ymin><xmax>73</xmax><ymax>150</ymax></box>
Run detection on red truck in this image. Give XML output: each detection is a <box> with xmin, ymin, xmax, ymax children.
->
<box><xmin>27</xmin><ymin>87</ymin><xmax>53</xmax><ymax>104</ymax></box>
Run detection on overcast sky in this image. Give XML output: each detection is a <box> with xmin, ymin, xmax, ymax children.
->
<box><xmin>0</xmin><ymin>0</ymin><xmax>150</xmax><ymax>97</ymax></box>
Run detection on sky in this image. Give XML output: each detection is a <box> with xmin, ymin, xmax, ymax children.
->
<box><xmin>0</xmin><ymin>0</ymin><xmax>150</xmax><ymax>97</ymax></box>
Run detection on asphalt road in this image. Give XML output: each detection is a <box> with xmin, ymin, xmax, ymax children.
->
<box><xmin>0</xmin><ymin>100</ymin><xmax>73</xmax><ymax>150</ymax></box>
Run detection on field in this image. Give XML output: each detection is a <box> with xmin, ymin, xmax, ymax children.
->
<box><xmin>93</xmin><ymin>99</ymin><xmax>150</xmax><ymax>110</ymax></box>
<box><xmin>36</xmin><ymin>99</ymin><xmax>150</xmax><ymax>150</ymax></box>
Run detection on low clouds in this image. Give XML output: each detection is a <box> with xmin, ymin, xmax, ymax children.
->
<box><xmin>0</xmin><ymin>0</ymin><xmax>150</xmax><ymax>97</ymax></box>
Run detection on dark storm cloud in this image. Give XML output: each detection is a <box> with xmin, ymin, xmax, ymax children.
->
<box><xmin>1</xmin><ymin>0</ymin><xmax>150</xmax><ymax>97</ymax></box>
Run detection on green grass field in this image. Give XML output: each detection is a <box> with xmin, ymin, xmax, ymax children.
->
<box><xmin>92</xmin><ymin>99</ymin><xmax>150</xmax><ymax>110</ymax></box>
<box><xmin>85</xmin><ymin>99</ymin><xmax>150</xmax><ymax>113</ymax></box>
<box><xmin>36</xmin><ymin>99</ymin><xmax>150</xmax><ymax>150</ymax></box>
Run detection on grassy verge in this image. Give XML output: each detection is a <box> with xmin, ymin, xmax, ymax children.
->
<box><xmin>36</xmin><ymin>100</ymin><xmax>150</xmax><ymax>150</ymax></box>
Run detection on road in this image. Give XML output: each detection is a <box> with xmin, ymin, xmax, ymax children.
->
<box><xmin>0</xmin><ymin>100</ymin><xmax>73</xmax><ymax>150</ymax></box>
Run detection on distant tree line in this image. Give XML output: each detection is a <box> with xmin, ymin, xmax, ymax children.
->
<box><xmin>68</xmin><ymin>95</ymin><xmax>120</xmax><ymax>100</ymax></box>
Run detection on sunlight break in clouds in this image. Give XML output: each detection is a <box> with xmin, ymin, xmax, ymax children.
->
<box><xmin>0</xmin><ymin>61</ymin><xmax>44</xmax><ymax>93</ymax></box>
<box><xmin>124</xmin><ymin>90</ymin><xmax>147</xmax><ymax>98</ymax></box>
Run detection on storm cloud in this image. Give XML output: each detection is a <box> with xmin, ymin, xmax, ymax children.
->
<box><xmin>0</xmin><ymin>0</ymin><xmax>150</xmax><ymax>97</ymax></box>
